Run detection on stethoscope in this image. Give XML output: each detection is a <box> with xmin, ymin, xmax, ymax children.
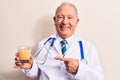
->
<box><xmin>35</xmin><ymin>37</ymin><xmax>87</xmax><ymax>64</ymax></box>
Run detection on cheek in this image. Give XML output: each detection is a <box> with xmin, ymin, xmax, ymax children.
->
<box><xmin>55</xmin><ymin>23</ymin><xmax>60</xmax><ymax>31</ymax></box>
<box><xmin>55</xmin><ymin>22</ymin><xmax>62</xmax><ymax>30</ymax></box>
<box><xmin>71</xmin><ymin>21</ymin><xmax>78</xmax><ymax>28</ymax></box>
<box><xmin>55</xmin><ymin>20</ymin><xmax>60</xmax><ymax>25</ymax></box>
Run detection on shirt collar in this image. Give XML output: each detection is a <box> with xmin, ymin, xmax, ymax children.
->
<box><xmin>65</xmin><ymin>34</ymin><xmax>75</xmax><ymax>45</ymax></box>
<box><xmin>56</xmin><ymin>33</ymin><xmax>75</xmax><ymax>45</ymax></box>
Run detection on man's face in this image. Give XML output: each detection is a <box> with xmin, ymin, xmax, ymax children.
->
<box><xmin>54</xmin><ymin>4</ymin><xmax>79</xmax><ymax>39</ymax></box>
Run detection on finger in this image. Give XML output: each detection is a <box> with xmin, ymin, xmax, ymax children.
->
<box><xmin>54</xmin><ymin>56</ymin><xmax>70</xmax><ymax>62</ymax></box>
<box><xmin>54</xmin><ymin>56</ymin><xmax>64</xmax><ymax>61</ymax></box>
<box><xmin>29</xmin><ymin>55</ymin><xmax>34</xmax><ymax>64</ymax></box>
<box><xmin>14</xmin><ymin>61</ymin><xmax>21</xmax><ymax>68</ymax></box>
<box><xmin>15</xmin><ymin>61</ymin><xmax>22</xmax><ymax>66</ymax></box>
<box><xmin>30</xmin><ymin>55</ymin><xmax>33</xmax><ymax>60</ymax></box>
<box><xmin>15</xmin><ymin>56</ymin><xmax>20</xmax><ymax>61</ymax></box>
<box><xmin>14</xmin><ymin>63</ymin><xmax>21</xmax><ymax>68</ymax></box>
<box><xmin>22</xmin><ymin>63</ymin><xmax>32</xmax><ymax>69</ymax></box>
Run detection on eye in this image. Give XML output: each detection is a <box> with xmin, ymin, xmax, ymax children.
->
<box><xmin>68</xmin><ymin>16</ymin><xmax>73</xmax><ymax>20</ymax></box>
<box><xmin>57</xmin><ymin>15</ymin><xmax>63</xmax><ymax>19</ymax></box>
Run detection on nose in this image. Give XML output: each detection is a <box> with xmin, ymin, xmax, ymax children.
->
<box><xmin>62</xmin><ymin>17</ymin><xmax>68</xmax><ymax>24</ymax></box>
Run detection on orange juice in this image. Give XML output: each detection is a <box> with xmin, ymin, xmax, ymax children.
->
<box><xmin>18</xmin><ymin>50</ymin><xmax>31</xmax><ymax>63</ymax></box>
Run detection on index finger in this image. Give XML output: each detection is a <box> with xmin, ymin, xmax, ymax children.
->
<box><xmin>54</xmin><ymin>56</ymin><xmax>70</xmax><ymax>62</ymax></box>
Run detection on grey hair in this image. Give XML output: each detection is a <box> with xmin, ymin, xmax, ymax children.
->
<box><xmin>55</xmin><ymin>2</ymin><xmax>78</xmax><ymax>18</ymax></box>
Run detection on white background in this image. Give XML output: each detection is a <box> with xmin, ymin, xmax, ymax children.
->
<box><xmin>0</xmin><ymin>0</ymin><xmax>120</xmax><ymax>80</ymax></box>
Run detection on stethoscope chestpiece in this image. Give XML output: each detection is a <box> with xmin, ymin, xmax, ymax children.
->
<box><xmin>81</xmin><ymin>59</ymin><xmax>88</xmax><ymax>64</ymax></box>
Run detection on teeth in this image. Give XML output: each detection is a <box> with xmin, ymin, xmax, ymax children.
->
<box><xmin>60</xmin><ymin>25</ymin><xmax>67</xmax><ymax>28</ymax></box>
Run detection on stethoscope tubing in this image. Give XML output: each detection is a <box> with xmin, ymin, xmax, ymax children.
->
<box><xmin>35</xmin><ymin>37</ymin><xmax>87</xmax><ymax>64</ymax></box>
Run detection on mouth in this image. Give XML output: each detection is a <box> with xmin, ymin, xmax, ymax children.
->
<box><xmin>60</xmin><ymin>25</ymin><xmax>69</xmax><ymax>30</ymax></box>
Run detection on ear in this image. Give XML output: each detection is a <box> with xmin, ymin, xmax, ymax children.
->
<box><xmin>53</xmin><ymin>16</ymin><xmax>56</xmax><ymax>22</ymax></box>
<box><xmin>75</xmin><ymin>18</ymin><xmax>80</xmax><ymax>28</ymax></box>
<box><xmin>77</xmin><ymin>18</ymin><xmax>80</xmax><ymax>23</ymax></box>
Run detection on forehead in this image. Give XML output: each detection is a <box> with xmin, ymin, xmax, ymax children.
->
<box><xmin>56</xmin><ymin>4</ymin><xmax>77</xmax><ymax>16</ymax></box>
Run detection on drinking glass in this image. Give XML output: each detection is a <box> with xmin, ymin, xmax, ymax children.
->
<box><xmin>17</xmin><ymin>46</ymin><xmax>31</xmax><ymax>63</ymax></box>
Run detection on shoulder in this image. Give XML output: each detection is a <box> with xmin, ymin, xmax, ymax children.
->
<box><xmin>76</xmin><ymin>34</ymin><xmax>97</xmax><ymax>56</ymax></box>
<box><xmin>75</xmin><ymin>34</ymin><xmax>95</xmax><ymax>48</ymax></box>
<box><xmin>37</xmin><ymin>34</ymin><xmax>56</xmax><ymax>46</ymax></box>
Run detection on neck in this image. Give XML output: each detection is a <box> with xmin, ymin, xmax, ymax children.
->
<box><xmin>59</xmin><ymin>34</ymin><xmax>74</xmax><ymax>39</ymax></box>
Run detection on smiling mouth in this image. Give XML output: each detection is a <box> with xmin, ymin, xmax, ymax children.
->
<box><xmin>60</xmin><ymin>25</ymin><xmax>69</xmax><ymax>30</ymax></box>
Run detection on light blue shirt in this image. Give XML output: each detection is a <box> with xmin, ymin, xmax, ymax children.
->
<box><xmin>22</xmin><ymin>33</ymin><xmax>104</xmax><ymax>80</ymax></box>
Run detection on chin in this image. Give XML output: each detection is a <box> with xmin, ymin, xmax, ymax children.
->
<box><xmin>61</xmin><ymin>34</ymin><xmax>71</xmax><ymax>39</ymax></box>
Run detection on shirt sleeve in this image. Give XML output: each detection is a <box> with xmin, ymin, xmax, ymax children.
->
<box><xmin>74</xmin><ymin>41</ymin><xmax>104</xmax><ymax>80</ymax></box>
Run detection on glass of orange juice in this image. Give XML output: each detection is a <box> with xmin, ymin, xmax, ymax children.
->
<box><xmin>17</xmin><ymin>46</ymin><xmax>31</xmax><ymax>63</ymax></box>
